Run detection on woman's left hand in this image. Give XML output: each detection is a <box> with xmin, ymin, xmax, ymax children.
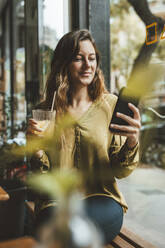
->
<box><xmin>110</xmin><ymin>103</ymin><xmax>141</xmax><ymax>149</ymax></box>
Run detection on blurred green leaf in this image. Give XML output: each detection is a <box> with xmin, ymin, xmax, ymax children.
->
<box><xmin>27</xmin><ymin>169</ymin><xmax>82</xmax><ymax>199</ymax></box>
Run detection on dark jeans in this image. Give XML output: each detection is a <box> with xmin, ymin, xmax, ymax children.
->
<box><xmin>85</xmin><ymin>196</ymin><xmax>123</xmax><ymax>244</ymax></box>
<box><xmin>34</xmin><ymin>196</ymin><xmax>123</xmax><ymax>245</ymax></box>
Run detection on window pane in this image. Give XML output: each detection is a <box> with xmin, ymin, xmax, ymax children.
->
<box><xmin>14</xmin><ymin>0</ymin><xmax>26</xmax><ymax>138</ymax></box>
<box><xmin>2</xmin><ymin>6</ymin><xmax>11</xmax><ymax>139</ymax></box>
<box><xmin>39</xmin><ymin>0</ymin><xmax>71</xmax><ymax>96</ymax></box>
<box><xmin>110</xmin><ymin>1</ymin><xmax>165</xmax><ymax>247</ymax></box>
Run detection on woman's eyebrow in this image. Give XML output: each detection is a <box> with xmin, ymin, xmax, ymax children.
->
<box><xmin>77</xmin><ymin>53</ymin><xmax>96</xmax><ymax>56</ymax></box>
<box><xmin>89</xmin><ymin>53</ymin><xmax>96</xmax><ymax>56</ymax></box>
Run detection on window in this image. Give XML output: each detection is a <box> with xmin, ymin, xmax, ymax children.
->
<box><xmin>14</xmin><ymin>0</ymin><xmax>26</xmax><ymax>137</ymax></box>
<box><xmin>110</xmin><ymin>1</ymin><xmax>165</xmax><ymax>247</ymax></box>
<box><xmin>39</xmin><ymin>0</ymin><xmax>72</xmax><ymax>96</ymax></box>
<box><xmin>0</xmin><ymin>0</ymin><xmax>26</xmax><ymax>140</ymax></box>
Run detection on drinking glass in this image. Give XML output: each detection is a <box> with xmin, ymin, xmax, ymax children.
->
<box><xmin>32</xmin><ymin>109</ymin><xmax>56</xmax><ymax>136</ymax></box>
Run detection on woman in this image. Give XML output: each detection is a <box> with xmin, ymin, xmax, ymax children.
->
<box><xmin>27</xmin><ymin>29</ymin><xmax>141</xmax><ymax>244</ymax></box>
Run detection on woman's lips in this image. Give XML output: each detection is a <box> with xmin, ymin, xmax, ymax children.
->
<box><xmin>80</xmin><ymin>72</ymin><xmax>92</xmax><ymax>76</ymax></box>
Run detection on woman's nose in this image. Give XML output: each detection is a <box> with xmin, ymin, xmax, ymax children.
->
<box><xmin>84</xmin><ymin>59</ymin><xmax>90</xmax><ymax>68</ymax></box>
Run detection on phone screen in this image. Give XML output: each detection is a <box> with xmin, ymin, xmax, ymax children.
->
<box><xmin>110</xmin><ymin>87</ymin><xmax>139</xmax><ymax>132</ymax></box>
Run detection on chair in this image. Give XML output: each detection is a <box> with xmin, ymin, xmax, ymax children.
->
<box><xmin>0</xmin><ymin>180</ymin><xmax>27</xmax><ymax>241</ymax></box>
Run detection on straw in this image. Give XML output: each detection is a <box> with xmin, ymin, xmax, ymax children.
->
<box><xmin>51</xmin><ymin>91</ymin><xmax>56</xmax><ymax>112</ymax></box>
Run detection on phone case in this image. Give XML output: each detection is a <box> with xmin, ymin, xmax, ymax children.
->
<box><xmin>110</xmin><ymin>87</ymin><xmax>139</xmax><ymax>132</ymax></box>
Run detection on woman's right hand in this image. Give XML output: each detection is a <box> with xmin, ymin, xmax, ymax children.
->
<box><xmin>26</xmin><ymin>118</ymin><xmax>44</xmax><ymax>138</ymax></box>
<box><xmin>26</xmin><ymin>119</ymin><xmax>45</xmax><ymax>159</ymax></box>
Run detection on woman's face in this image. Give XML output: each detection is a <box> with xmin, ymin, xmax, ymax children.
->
<box><xmin>68</xmin><ymin>40</ymin><xmax>97</xmax><ymax>88</ymax></box>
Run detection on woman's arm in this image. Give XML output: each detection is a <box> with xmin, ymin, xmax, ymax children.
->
<box><xmin>109</xmin><ymin>103</ymin><xmax>141</xmax><ymax>179</ymax></box>
<box><xmin>109</xmin><ymin>135</ymin><xmax>139</xmax><ymax>179</ymax></box>
<box><xmin>30</xmin><ymin>150</ymin><xmax>50</xmax><ymax>173</ymax></box>
<box><xmin>26</xmin><ymin>117</ymin><xmax>50</xmax><ymax>173</ymax></box>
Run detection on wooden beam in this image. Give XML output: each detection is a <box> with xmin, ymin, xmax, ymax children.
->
<box><xmin>0</xmin><ymin>186</ymin><xmax>9</xmax><ymax>201</ymax></box>
<box><xmin>111</xmin><ymin>235</ymin><xmax>135</xmax><ymax>248</ymax></box>
<box><xmin>0</xmin><ymin>237</ymin><xmax>36</xmax><ymax>248</ymax></box>
<box><xmin>119</xmin><ymin>227</ymin><xmax>157</xmax><ymax>248</ymax></box>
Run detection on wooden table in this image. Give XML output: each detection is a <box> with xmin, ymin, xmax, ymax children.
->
<box><xmin>106</xmin><ymin>227</ymin><xmax>157</xmax><ymax>248</ymax></box>
<box><xmin>0</xmin><ymin>229</ymin><xmax>157</xmax><ymax>248</ymax></box>
<box><xmin>0</xmin><ymin>237</ymin><xmax>37</xmax><ymax>248</ymax></box>
<box><xmin>0</xmin><ymin>186</ymin><xmax>9</xmax><ymax>201</ymax></box>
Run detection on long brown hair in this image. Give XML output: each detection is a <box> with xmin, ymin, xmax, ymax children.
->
<box><xmin>45</xmin><ymin>29</ymin><xmax>108</xmax><ymax>115</ymax></box>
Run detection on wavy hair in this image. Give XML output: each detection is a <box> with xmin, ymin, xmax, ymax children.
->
<box><xmin>44</xmin><ymin>29</ymin><xmax>108</xmax><ymax>115</ymax></box>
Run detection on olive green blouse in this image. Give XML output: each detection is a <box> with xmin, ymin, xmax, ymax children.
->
<box><xmin>31</xmin><ymin>93</ymin><xmax>139</xmax><ymax>213</ymax></box>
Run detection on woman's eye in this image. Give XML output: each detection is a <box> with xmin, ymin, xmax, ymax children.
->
<box><xmin>90</xmin><ymin>57</ymin><xmax>96</xmax><ymax>61</ymax></box>
<box><xmin>75</xmin><ymin>57</ymin><xmax>82</xmax><ymax>61</ymax></box>
<box><xmin>73</xmin><ymin>56</ymin><xmax>96</xmax><ymax>62</ymax></box>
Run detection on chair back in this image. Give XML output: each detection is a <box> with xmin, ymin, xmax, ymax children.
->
<box><xmin>0</xmin><ymin>180</ymin><xmax>27</xmax><ymax>241</ymax></box>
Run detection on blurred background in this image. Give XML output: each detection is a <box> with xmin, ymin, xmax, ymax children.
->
<box><xmin>0</xmin><ymin>0</ymin><xmax>165</xmax><ymax>247</ymax></box>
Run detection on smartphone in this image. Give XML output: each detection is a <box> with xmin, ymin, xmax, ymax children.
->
<box><xmin>110</xmin><ymin>87</ymin><xmax>139</xmax><ymax>133</ymax></box>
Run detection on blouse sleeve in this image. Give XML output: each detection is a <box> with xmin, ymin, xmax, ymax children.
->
<box><xmin>109</xmin><ymin>135</ymin><xmax>139</xmax><ymax>179</ymax></box>
<box><xmin>30</xmin><ymin>150</ymin><xmax>50</xmax><ymax>173</ymax></box>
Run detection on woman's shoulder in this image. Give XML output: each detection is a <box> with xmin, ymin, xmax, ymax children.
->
<box><xmin>102</xmin><ymin>93</ymin><xmax>118</xmax><ymax>107</ymax></box>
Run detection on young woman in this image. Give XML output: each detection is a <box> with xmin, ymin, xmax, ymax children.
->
<box><xmin>27</xmin><ymin>29</ymin><xmax>141</xmax><ymax>244</ymax></box>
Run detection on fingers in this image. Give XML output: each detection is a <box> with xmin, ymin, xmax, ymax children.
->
<box><xmin>26</xmin><ymin>119</ymin><xmax>43</xmax><ymax>136</ymax></box>
<box><xmin>128</xmin><ymin>103</ymin><xmax>141</xmax><ymax>121</ymax></box>
<box><xmin>110</xmin><ymin>103</ymin><xmax>141</xmax><ymax>148</ymax></box>
<box><xmin>110</xmin><ymin>103</ymin><xmax>141</xmax><ymax>130</ymax></box>
<box><xmin>27</xmin><ymin>126</ymin><xmax>42</xmax><ymax>134</ymax></box>
<box><xmin>111</xmin><ymin>124</ymin><xmax>140</xmax><ymax>148</ymax></box>
<box><xmin>111</xmin><ymin>130</ymin><xmax>139</xmax><ymax>138</ymax></box>
<box><xmin>115</xmin><ymin>112</ymin><xmax>141</xmax><ymax>129</ymax></box>
<box><xmin>110</xmin><ymin>102</ymin><xmax>141</xmax><ymax>133</ymax></box>
<box><xmin>110</xmin><ymin>123</ymin><xmax>138</xmax><ymax>133</ymax></box>
<box><xmin>29</xmin><ymin>118</ymin><xmax>37</xmax><ymax>124</ymax></box>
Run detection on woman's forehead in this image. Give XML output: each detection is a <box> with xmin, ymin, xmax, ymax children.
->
<box><xmin>78</xmin><ymin>40</ymin><xmax>96</xmax><ymax>54</ymax></box>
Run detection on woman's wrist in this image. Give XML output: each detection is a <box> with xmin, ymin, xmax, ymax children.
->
<box><xmin>34</xmin><ymin>150</ymin><xmax>44</xmax><ymax>159</ymax></box>
<box><xmin>126</xmin><ymin>137</ymin><xmax>138</xmax><ymax>150</ymax></box>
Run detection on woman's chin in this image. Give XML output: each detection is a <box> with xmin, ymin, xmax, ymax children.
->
<box><xmin>72</xmin><ymin>78</ymin><xmax>94</xmax><ymax>88</ymax></box>
<box><xmin>79</xmin><ymin>78</ymin><xmax>93</xmax><ymax>86</ymax></box>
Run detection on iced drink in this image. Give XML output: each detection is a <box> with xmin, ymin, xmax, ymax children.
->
<box><xmin>32</xmin><ymin>109</ymin><xmax>56</xmax><ymax>136</ymax></box>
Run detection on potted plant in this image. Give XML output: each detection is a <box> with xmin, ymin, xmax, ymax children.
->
<box><xmin>0</xmin><ymin>139</ymin><xmax>27</xmax><ymax>179</ymax></box>
<box><xmin>28</xmin><ymin>169</ymin><xmax>103</xmax><ymax>248</ymax></box>
<box><xmin>0</xmin><ymin>114</ymin><xmax>76</xmax><ymax>241</ymax></box>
